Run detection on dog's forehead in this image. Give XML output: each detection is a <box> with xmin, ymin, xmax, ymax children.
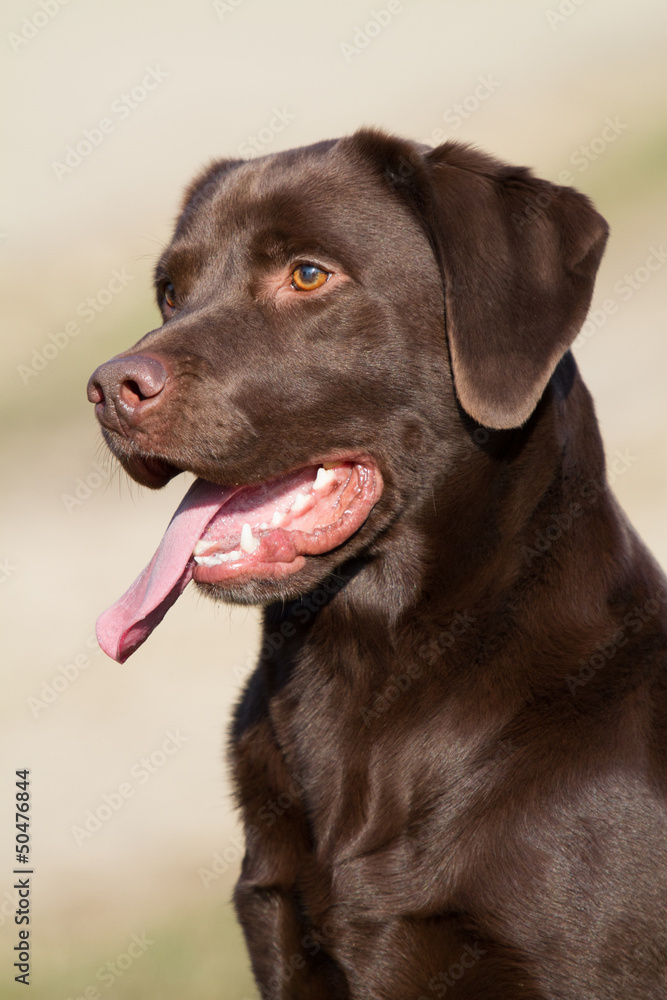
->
<box><xmin>177</xmin><ymin>140</ymin><xmax>426</xmax><ymax>261</ymax></box>
<box><xmin>218</xmin><ymin>141</ymin><xmax>389</xmax><ymax>214</ymax></box>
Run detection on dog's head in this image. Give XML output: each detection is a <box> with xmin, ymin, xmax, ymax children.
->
<box><xmin>88</xmin><ymin>129</ymin><xmax>608</xmax><ymax>661</ymax></box>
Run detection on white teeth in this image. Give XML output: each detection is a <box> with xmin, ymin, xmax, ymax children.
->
<box><xmin>259</xmin><ymin>522</ymin><xmax>269</xmax><ymax>530</ymax></box>
<box><xmin>240</xmin><ymin>523</ymin><xmax>259</xmax><ymax>553</ymax></box>
<box><xmin>313</xmin><ymin>466</ymin><xmax>336</xmax><ymax>491</ymax></box>
<box><xmin>193</xmin><ymin>538</ymin><xmax>214</xmax><ymax>556</ymax></box>
<box><xmin>194</xmin><ymin>549</ymin><xmax>242</xmax><ymax>566</ymax></box>
<box><xmin>194</xmin><ymin>553</ymin><xmax>219</xmax><ymax>566</ymax></box>
<box><xmin>291</xmin><ymin>492</ymin><xmax>310</xmax><ymax>513</ymax></box>
<box><xmin>271</xmin><ymin>510</ymin><xmax>285</xmax><ymax>527</ymax></box>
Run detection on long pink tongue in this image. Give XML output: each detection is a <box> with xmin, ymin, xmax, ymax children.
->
<box><xmin>96</xmin><ymin>478</ymin><xmax>235</xmax><ymax>663</ymax></box>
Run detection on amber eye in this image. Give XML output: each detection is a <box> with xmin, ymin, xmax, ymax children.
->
<box><xmin>163</xmin><ymin>282</ymin><xmax>176</xmax><ymax>309</ymax></box>
<box><xmin>291</xmin><ymin>265</ymin><xmax>329</xmax><ymax>291</ymax></box>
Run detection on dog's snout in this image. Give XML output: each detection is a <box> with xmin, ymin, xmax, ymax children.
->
<box><xmin>87</xmin><ymin>354</ymin><xmax>168</xmax><ymax>428</ymax></box>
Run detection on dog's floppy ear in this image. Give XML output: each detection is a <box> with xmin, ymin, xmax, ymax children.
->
<box><xmin>349</xmin><ymin>129</ymin><xmax>609</xmax><ymax>429</ymax></box>
<box><xmin>422</xmin><ymin>142</ymin><xmax>609</xmax><ymax>428</ymax></box>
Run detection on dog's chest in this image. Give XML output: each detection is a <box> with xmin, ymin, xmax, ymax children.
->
<box><xmin>266</xmin><ymin>673</ymin><xmax>484</xmax><ymax>917</ymax></box>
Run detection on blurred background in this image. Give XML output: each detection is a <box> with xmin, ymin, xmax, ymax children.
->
<box><xmin>1</xmin><ymin>0</ymin><xmax>665</xmax><ymax>996</ymax></box>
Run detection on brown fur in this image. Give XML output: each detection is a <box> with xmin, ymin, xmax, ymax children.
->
<box><xmin>89</xmin><ymin>129</ymin><xmax>667</xmax><ymax>998</ymax></box>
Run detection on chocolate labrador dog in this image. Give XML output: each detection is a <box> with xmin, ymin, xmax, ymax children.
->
<box><xmin>88</xmin><ymin>130</ymin><xmax>667</xmax><ymax>999</ymax></box>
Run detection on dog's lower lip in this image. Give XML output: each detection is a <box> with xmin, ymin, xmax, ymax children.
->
<box><xmin>123</xmin><ymin>454</ymin><xmax>182</xmax><ymax>488</ymax></box>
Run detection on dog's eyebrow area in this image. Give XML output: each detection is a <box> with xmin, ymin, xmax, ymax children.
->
<box><xmin>247</xmin><ymin>228</ymin><xmax>337</xmax><ymax>268</ymax></box>
<box><xmin>242</xmin><ymin>204</ymin><xmax>362</xmax><ymax>275</ymax></box>
<box><xmin>225</xmin><ymin>218</ymin><xmax>357</xmax><ymax>301</ymax></box>
<box><xmin>154</xmin><ymin>244</ymin><xmax>207</xmax><ymax>293</ymax></box>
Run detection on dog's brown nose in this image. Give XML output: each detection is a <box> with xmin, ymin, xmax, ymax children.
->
<box><xmin>87</xmin><ymin>354</ymin><xmax>167</xmax><ymax>429</ymax></box>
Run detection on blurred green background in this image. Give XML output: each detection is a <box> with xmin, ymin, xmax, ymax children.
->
<box><xmin>1</xmin><ymin>0</ymin><xmax>665</xmax><ymax>996</ymax></box>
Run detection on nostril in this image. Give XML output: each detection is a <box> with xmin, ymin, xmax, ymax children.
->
<box><xmin>121</xmin><ymin>379</ymin><xmax>146</xmax><ymax>405</ymax></box>
<box><xmin>122</xmin><ymin>357</ymin><xmax>168</xmax><ymax>401</ymax></box>
<box><xmin>87</xmin><ymin>354</ymin><xmax>168</xmax><ymax>417</ymax></box>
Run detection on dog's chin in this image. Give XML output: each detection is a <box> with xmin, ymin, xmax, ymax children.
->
<box><xmin>196</xmin><ymin>578</ymin><xmax>298</xmax><ymax>606</ymax></box>
<box><xmin>194</xmin><ymin>569</ymin><xmax>326</xmax><ymax>607</ymax></box>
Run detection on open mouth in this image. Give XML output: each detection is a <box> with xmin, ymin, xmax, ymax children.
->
<box><xmin>96</xmin><ymin>457</ymin><xmax>382</xmax><ymax>663</ymax></box>
<box><xmin>192</xmin><ymin>460</ymin><xmax>378</xmax><ymax>583</ymax></box>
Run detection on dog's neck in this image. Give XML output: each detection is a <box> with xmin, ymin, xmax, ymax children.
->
<box><xmin>261</xmin><ymin>359</ymin><xmax>653</xmax><ymax>701</ymax></box>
